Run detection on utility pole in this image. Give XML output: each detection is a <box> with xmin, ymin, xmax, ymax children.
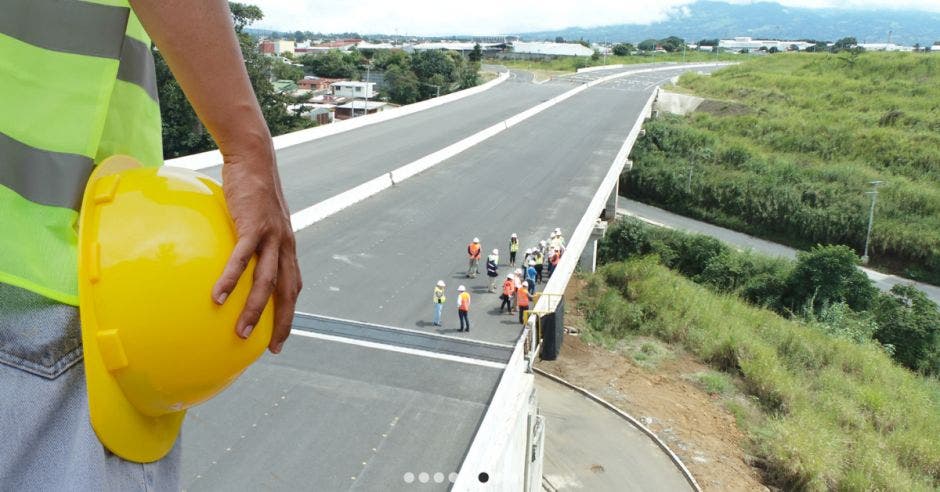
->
<box><xmin>363</xmin><ymin>64</ymin><xmax>371</xmax><ymax>118</ymax></box>
<box><xmin>861</xmin><ymin>180</ymin><xmax>884</xmax><ymax>265</ymax></box>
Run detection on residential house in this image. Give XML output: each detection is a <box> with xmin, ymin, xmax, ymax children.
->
<box><xmin>331</xmin><ymin>81</ymin><xmax>377</xmax><ymax>99</ymax></box>
<box><xmin>334</xmin><ymin>101</ymin><xmax>388</xmax><ymax>120</ymax></box>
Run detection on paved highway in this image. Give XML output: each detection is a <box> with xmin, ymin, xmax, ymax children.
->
<box><xmin>619</xmin><ymin>197</ymin><xmax>940</xmax><ymax>305</ymax></box>
<box><xmin>289</xmin><ymin>67</ymin><xmax>711</xmax><ymax>347</ymax></box>
<box><xmin>181</xmin><ymin>65</ymin><xmax>722</xmax><ymax>491</ymax></box>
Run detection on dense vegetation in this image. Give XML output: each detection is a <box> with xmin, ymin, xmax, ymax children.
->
<box><xmin>155</xmin><ymin>2</ymin><xmax>313</xmax><ymax>158</ymax></box>
<box><xmin>599</xmin><ymin>218</ymin><xmax>940</xmax><ymax>375</ymax></box>
<box><xmin>297</xmin><ymin>47</ymin><xmax>481</xmax><ymax>105</ymax></box>
<box><xmin>624</xmin><ymin>53</ymin><xmax>940</xmax><ymax>284</ymax></box>
<box><xmin>577</xmin><ymin>257</ymin><xmax>940</xmax><ymax>490</ymax></box>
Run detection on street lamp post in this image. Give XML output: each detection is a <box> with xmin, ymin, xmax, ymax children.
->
<box><xmin>861</xmin><ymin>180</ymin><xmax>884</xmax><ymax>265</ymax></box>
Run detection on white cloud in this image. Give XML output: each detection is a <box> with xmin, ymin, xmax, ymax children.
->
<box><xmin>244</xmin><ymin>0</ymin><xmax>940</xmax><ymax>35</ymax></box>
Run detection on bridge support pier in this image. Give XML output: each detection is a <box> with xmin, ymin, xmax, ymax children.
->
<box><xmin>578</xmin><ymin>220</ymin><xmax>608</xmax><ymax>273</ymax></box>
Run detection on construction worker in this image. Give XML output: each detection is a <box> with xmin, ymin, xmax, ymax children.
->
<box><xmin>500</xmin><ymin>273</ymin><xmax>515</xmax><ymax>314</ymax></box>
<box><xmin>509</xmin><ymin>233</ymin><xmax>519</xmax><ymax>267</ymax></box>
<box><xmin>526</xmin><ymin>260</ymin><xmax>538</xmax><ymax>294</ymax></box>
<box><xmin>457</xmin><ymin>285</ymin><xmax>471</xmax><ymax>332</ymax></box>
<box><xmin>551</xmin><ymin>228</ymin><xmax>566</xmax><ymax>255</ymax></box>
<box><xmin>517</xmin><ymin>281</ymin><xmax>533</xmax><ymax>325</ymax></box>
<box><xmin>533</xmin><ymin>247</ymin><xmax>545</xmax><ymax>284</ymax></box>
<box><xmin>0</xmin><ymin>1</ymin><xmax>301</xmax><ymax>487</ymax></box>
<box><xmin>549</xmin><ymin>247</ymin><xmax>561</xmax><ymax>278</ymax></box>
<box><xmin>486</xmin><ymin>249</ymin><xmax>499</xmax><ymax>293</ymax></box>
<box><xmin>433</xmin><ymin>280</ymin><xmax>447</xmax><ymax>326</ymax></box>
<box><xmin>512</xmin><ymin>268</ymin><xmax>524</xmax><ymax>313</ymax></box>
<box><xmin>523</xmin><ymin>248</ymin><xmax>534</xmax><ymax>268</ymax></box>
<box><xmin>467</xmin><ymin>237</ymin><xmax>482</xmax><ymax>278</ymax></box>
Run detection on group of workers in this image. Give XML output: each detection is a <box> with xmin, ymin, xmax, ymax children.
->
<box><xmin>434</xmin><ymin>229</ymin><xmax>567</xmax><ymax>332</ymax></box>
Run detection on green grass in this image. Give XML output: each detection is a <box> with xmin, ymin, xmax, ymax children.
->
<box><xmin>686</xmin><ymin>371</ymin><xmax>735</xmax><ymax>396</ymax></box>
<box><xmin>625</xmin><ymin>52</ymin><xmax>940</xmax><ymax>284</ymax></box>
<box><xmin>492</xmin><ymin>51</ymin><xmax>739</xmax><ymax>73</ymax></box>
<box><xmin>579</xmin><ymin>257</ymin><xmax>940</xmax><ymax>490</ymax></box>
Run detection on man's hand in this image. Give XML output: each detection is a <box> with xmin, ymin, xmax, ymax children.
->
<box><xmin>211</xmin><ymin>146</ymin><xmax>302</xmax><ymax>354</ymax></box>
<box><xmin>131</xmin><ymin>0</ymin><xmax>303</xmax><ymax>353</ymax></box>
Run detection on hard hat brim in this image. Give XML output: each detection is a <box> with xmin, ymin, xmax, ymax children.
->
<box><xmin>79</xmin><ymin>157</ymin><xmax>184</xmax><ymax>463</ymax></box>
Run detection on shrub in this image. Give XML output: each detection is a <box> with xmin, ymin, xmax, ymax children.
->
<box><xmin>873</xmin><ymin>284</ymin><xmax>940</xmax><ymax>374</ymax></box>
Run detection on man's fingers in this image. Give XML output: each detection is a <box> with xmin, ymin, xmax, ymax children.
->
<box><xmin>269</xmin><ymin>246</ymin><xmax>301</xmax><ymax>354</ymax></box>
<box><xmin>235</xmin><ymin>242</ymin><xmax>279</xmax><ymax>339</ymax></box>
<box><xmin>212</xmin><ymin>237</ymin><xmax>259</xmax><ymax>304</ymax></box>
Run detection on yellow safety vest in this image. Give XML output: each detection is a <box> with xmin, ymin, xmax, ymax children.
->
<box><xmin>0</xmin><ymin>0</ymin><xmax>162</xmax><ymax>305</ymax></box>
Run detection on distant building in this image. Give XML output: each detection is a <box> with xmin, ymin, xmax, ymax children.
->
<box><xmin>510</xmin><ymin>41</ymin><xmax>594</xmax><ymax>57</ymax></box>
<box><xmin>719</xmin><ymin>37</ymin><xmax>814</xmax><ymax>52</ymax></box>
<box><xmin>272</xmin><ymin>79</ymin><xmax>298</xmax><ymax>93</ymax></box>
<box><xmin>331</xmin><ymin>81</ymin><xmax>377</xmax><ymax>99</ymax></box>
<box><xmin>260</xmin><ymin>39</ymin><xmax>295</xmax><ymax>56</ymax></box>
<box><xmin>334</xmin><ymin>101</ymin><xmax>388</xmax><ymax>120</ymax></box>
<box><xmin>858</xmin><ymin>43</ymin><xmax>914</xmax><ymax>52</ymax></box>
<box><xmin>410</xmin><ymin>41</ymin><xmax>505</xmax><ymax>55</ymax></box>
<box><xmin>298</xmin><ymin>76</ymin><xmax>345</xmax><ymax>93</ymax></box>
<box><xmin>287</xmin><ymin>103</ymin><xmax>335</xmax><ymax>125</ymax></box>
<box><xmin>296</xmin><ymin>39</ymin><xmax>362</xmax><ymax>54</ymax></box>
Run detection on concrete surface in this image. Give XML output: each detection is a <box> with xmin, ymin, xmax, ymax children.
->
<box><xmin>654</xmin><ymin>90</ymin><xmax>705</xmax><ymax>115</ymax></box>
<box><xmin>182</xmin><ymin>320</ymin><xmax>502</xmax><ymax>491</ymax></box>
<box><xmin>618</xmin><ymin>197</ymin><xmax>940</xmax><ymax>305</ymax></box>
<box><xmin>536</xmin><ymin>376</ymin><xmax>692</xmax><ymax>491</ymax></box>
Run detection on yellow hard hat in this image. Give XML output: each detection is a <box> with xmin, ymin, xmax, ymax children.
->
<box><xmin>78</xmin><ymin>156</ymin><xmax>274</xmax><ymax>463</ymax></box>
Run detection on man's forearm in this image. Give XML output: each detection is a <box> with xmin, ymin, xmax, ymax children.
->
<box><xmin>130</xmin><ymin>0</ymin><xmax>271</xmax><ymax>160</ymax></box>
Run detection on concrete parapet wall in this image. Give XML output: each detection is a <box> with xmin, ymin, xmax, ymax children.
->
<box><xmin>654</xmin><ymin>90</ymin><xmax>705</xmax><ymax>116</ymax></box>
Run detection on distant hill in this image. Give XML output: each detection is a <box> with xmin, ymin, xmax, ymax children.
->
<box><xmin>518</xmin><ymin>1</ymin><xmax>940</xmax><ymax>46</ymax></box>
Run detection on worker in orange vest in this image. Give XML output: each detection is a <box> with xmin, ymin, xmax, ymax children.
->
<box><xmin>500</xmin><ymin>273</ymin><xmax>515</xmax><ymax>314</ymax></box>
<box><xmin>466</xmin><ymin>237</ymin><xmax>482</xmax><ymax>278</ymax></box>
<box><xmin>516</xmin><ymin>281</ymin><xmax>532</xmax><ymax>325</ymax></box>
<box><xmin>457</xmin><ymin>285</ymin><xmax>471</xmax><ymax>332</ymax></box>
<box><xmin>548</xmin><ymin>247</ymin><xmax>561</xmax><ymax>278</ymax></box>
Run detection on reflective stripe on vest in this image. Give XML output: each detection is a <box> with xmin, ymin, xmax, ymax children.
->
<box><xmin>0</xmin><ymin>0</ymin><xmax>162</xmax><ymax>305</ymax></box>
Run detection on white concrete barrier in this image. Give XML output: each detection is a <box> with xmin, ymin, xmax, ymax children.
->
<box><xmin>165</xmin><ymin>70</ymin><xmax>511</xmax><ymax>171</ymax></box>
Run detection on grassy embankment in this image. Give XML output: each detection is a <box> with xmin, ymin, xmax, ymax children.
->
<box><xmin>578</xmin><ymin>257</ymin><xmax>940</xmax><ymax>490</ymax></box>
<box><xmin>494</xmin><ymin>50</ymin><xmax>740</xmax><ymax>73</ymax></box>
<box><xmin>625</xmin><ymin>52</ymin><xmax>940</xmax><ymax>284</ymax></box>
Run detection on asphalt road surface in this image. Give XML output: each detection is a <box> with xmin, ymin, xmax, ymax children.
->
<box><xmin>618</xmin><ymin>197</ymin><xmax>940</xmax><ymax>305</ymax></box>
<box><xmin>289</xmin><ymin>67</ymin><xmax>714</xmax><ymax>347</ymax></box>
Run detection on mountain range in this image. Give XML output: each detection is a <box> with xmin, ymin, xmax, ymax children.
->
<box><xmin>518</xmin><ymin>1</ymin><xmax>940</xmax><ymax>46</ymax></box>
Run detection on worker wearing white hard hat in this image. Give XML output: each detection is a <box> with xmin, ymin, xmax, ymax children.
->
<box><xmin>467</xmin><ymin>238</ymin><xmax>482</xmax><ymax>278</ymax></box>
<box><xmin>486</xmin><ymin>249</ymin><xmax>500</xmax><ymax>293</ymax></box>
<box><xmin>500</xmin><ymin>273</ymin><xmax>515</xmax><ymax>314</ymax></box>
<box><xmin>433</xmin><ymin>280</ymin><xmax>447</xmax><ymax>326</ymax></box>
<box><xmin>457</xmin><ymin>285</ymin><xmax>471</xmax><ymax>332</ymax></box>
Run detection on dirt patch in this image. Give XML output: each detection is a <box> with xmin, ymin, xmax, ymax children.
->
<box><xmin>536</xmin><ymin>278</ymin><xmax>768</xmax><ymax>491</ymax></box>
<box><xmin>696</xmin><ymin>99</ymin><xmax>752</xmax><ymax>117</ymax></box>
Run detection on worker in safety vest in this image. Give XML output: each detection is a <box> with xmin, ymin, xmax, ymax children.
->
<box><xmin>509</xmin><ymin>233</ymin><xmax>519</xmax><ymax>267</ymax></box>
<box><xmin>526</xmin><ymin>260</ymin><xmax>538</xmax><ymax>295</ymax></box>
<box><xmin>0</xmin><ymin>1</ymin><xmax>301</xmax><ymax>487</ymax></box>
<box><xmin>433</xmin><ymin>280</ymin><xmax>446</xmax><ymax>326</ymax></box>
<box><xmin>517</xmin><ymin>282</ymin><xmax>532</xmax><ymax>325</ymax></box>
<box><xmin>500</xmin><ymin>273</ymin><xmax>515</xmax><ymax>314</ymax></box>
<box><xmin>457</xmin><ymin>285</ymin><xmax>471</xmax><ymax>332</ymax></box>
<box><xmin>533</xmin><ymin>248</ymin><xmax>545</xmax><ymax>284</ymax></box>
<box><xmin>467</xmin><ymin>237</ymin><xmax>482</xmax><ymax>278</ymax></box>
<box><xmin>486</xmin><ymin>249</ymin><xmax>499</xmax><ymax>293</ymax></box>
<box><xmin>511</xmin><ymin>268</ymin><xmax>524</xmax><ymax>313</ymax></box>
<box><xmin>549</xmin><ymin>247</ymin><xmax>561</xmax><ymax>278</ymax></box>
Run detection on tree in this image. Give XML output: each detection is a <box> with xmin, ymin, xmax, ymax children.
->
<box><xmin>577</xmin><ymin>39</ymin><xmax>591</xmax><ymax>48</ymax></box>
<box><xmin>272</xmin><ymin>59</ymin><xmax>303</xmax><ymax>81</ymax></box>
<box><xmin>612</xmin><ymin>43</ymin><xmax>634</xmax><ymax>56</ymax></box>
<box><xmin>659</xmin><ymin>36</ymin><xmax>686</xmax><ymax>52</ymax></box>
<box><xmin>784</xmin><ymin>245</ymin><xmax>877</xmax><ymax>314</ymax></box>
<box><xmin>469</xmin><ymin>43</ymin><xmax>483</xmax><ymax>63</ymax></box>
<box><xmin>293</xmin><ymin>30</ymin><xmax>305</xmax><ymax>43</ymax></box>
<box><xmin>768</xmin><ymin>46</ymin><xmax>780</xmax><ymax>54</ymax></box>
<box><xmin>834</xmin><ymin>37</ymin><xmax>857</xmax><ymax>51</ymax></box>
<box><xmin>298</xmin><ymin>50</ymin><xmax>358</xmax><ymax>78</ymax></box>
<box><xmin>372</xmin><ymin>49</ymin><xmax>410</xmax><ymax>70</ymax></box>
<box><xmin>697</xmin><ymin>39</ymin><xmax>719</xmax><ymax>47</ymax></box>
<box><xmin>638</xmin><ymin>39</ymin><xmax>659</xmax><ymax>51</ymax></box>
<box><xmin>459</xmin><ymin>61</ymin><xmax>480</xmax><ymax>89</ymax></box>
<box><xmin>154</xmin><ymin>2</ymin><xmax>312</xmax><ymax>158</ymax></box>
<box><xmin>554</xmin><ymin>36</ymin><xmax>565</xmax><ymax>44</ymax></box>
<box><xmin>591</xmin><ymin>50</ymin><xmax>601</xmax><ymax>61</ymax></box>
<box><xmin>384</xmin><ymin>65</ymin><xmax>419</xmax><ymax>104</ymax></box>
<box><xmin>873</xmin><ymin>284</ymin><xmax>940</xmax><ymax>375</ymax></box>
<box><xmin>411</xmin><ymin>50</ymin><xmax>457</xmax><ymax>98</ymax></box>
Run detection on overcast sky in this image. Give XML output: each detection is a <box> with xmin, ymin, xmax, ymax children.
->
<box><xmin>244</xmin><ymin>0</ymin><xmax>940</xmax><ymax>36</ymax></box>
